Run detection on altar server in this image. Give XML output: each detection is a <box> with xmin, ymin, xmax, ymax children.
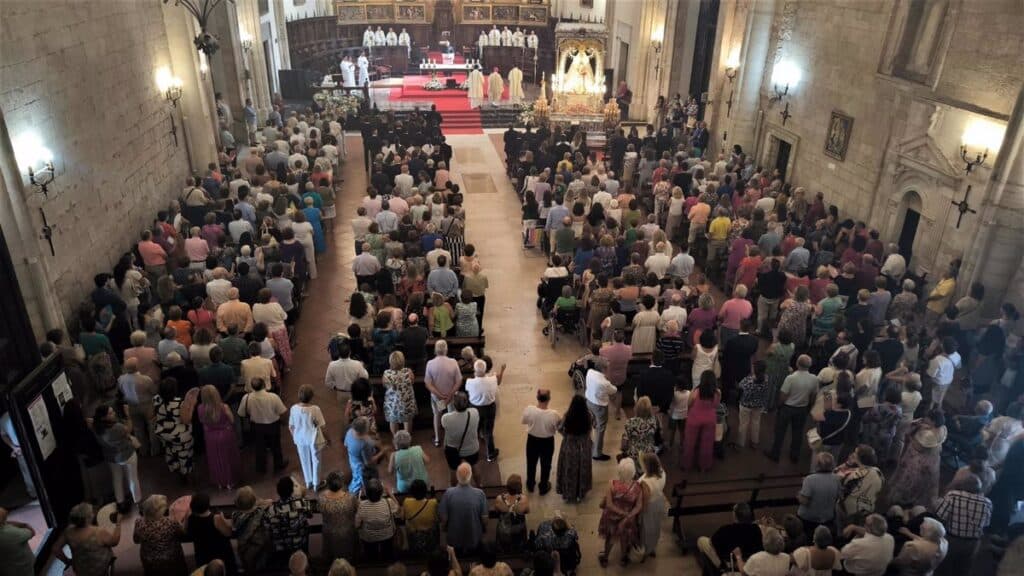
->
<box><xmin>488</xmin><ymin>67</ymin><xmax>505</xmax><ymax>106</ymax></box>
<box><xmin>508</xmin><ymin>66</ymin><xmax>524</xmax><ymax>104</ymax></box>
<box><xmin>341</xmin><ymin>56</ymin><xmax>356</xmax><ymax>87</ymax></box>
<box><xmin>386</xmin><ymin>27</ymin><xmax>398</xmax><ymax>46</ymax></box>
<box><xmin>363</xmin><ymin>26</ymin><xmax>374</xmax><ymax>47</ymax></box>
<box><xmin>374</xmin><ymin>26</ymin><xmax>386</xmax><ymax>46</ymax></box>
<box><xmin>357</xmin><ymin>51</ymin><xmax>370</xmax><ymax>87</ymax></box>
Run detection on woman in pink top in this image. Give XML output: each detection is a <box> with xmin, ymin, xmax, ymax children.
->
<box><xmin>718</xmin><ymin>285</ymin><xmax>753</xmax><ymax>346</ymax></box>
<box><xmin>434</xmin><ymin>162</ymin><xmax>451</xmax><ymax>189</ymax></box>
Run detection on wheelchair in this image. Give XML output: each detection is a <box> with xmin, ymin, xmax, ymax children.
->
<box><xmin>544</xmin><ymin>307</ymin><xmax>587</xmax><ymax>348</ymax></box>
<box><xmin>536</xmin><ymin>276</ymin><xmax>571</xmax><ymax>319</ymax></box>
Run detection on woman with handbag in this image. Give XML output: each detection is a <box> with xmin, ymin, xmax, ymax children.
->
<box><xmin>494</xmin><ymin>475</ymin><xmax>530</xmax><ymax>552</ymax></box>
<box><xmin>809</xmin><ymin>383</ymin><xmax>854</xmax><ymax>469</ymax></box>
<box><xmin>441</xmin><ymin>392</ymin><xmax>481</xmax><ymax>486</ymax></box>
<box><xmin>289</xmin><ymin>385</ymin><xmax>328</xmax><ymax>490</ymax></box>
<box><xmin>355</xmin><ymin>479</ymin><xmax>402</xmax><ymax>561</ymax></box>
<box><xmin>402</xmin><ymin>479</ymin><xmax>439</xmax><ymax>556</ymax></box>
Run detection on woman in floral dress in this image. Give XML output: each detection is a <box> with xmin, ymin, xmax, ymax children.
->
<box><xmin>152</xmin><ymin>378</ymin><xmax>194</xmax><ymax>480</ymax></box>
<box><xmin>455</xmin><ymin>292</ymin><xmax>480</xmax><ymax>337</ymax></box>
<box><xmin>623</xmin><ymin>397</ymin><xmax>659</xmax><ymax>473</ymax></box>
<box><xmin>778</xmin><ymin>285</ymin><xmax>813</xmax><ymax>348</ymax></box>
<box><xmin>598</xmin><ymin>458</ymin><xmax>647</xmax><ymax>567</ymax></box>
<box><xmin>556</xmin><ymin>396</ymin><xmax>593</xmax><ymax>503</ymax></box>
<box><xmin>133</xmin><ymin>495</ymin><xmax>187</xmax><ymax>576</ymax></box>
<box><xmin>383</xmin><ymin>351</ymin><xmax>417</xmax><ymax>435</ymax></box>
<box><xmin>885</xmin><ymin>410</ymin><xmax>947</xmax><ymax>507</ymax></box>
<box><xmin>319</xmin><ymin>472</ymin><xmax>358</xmax><ymax>562</ymax></box>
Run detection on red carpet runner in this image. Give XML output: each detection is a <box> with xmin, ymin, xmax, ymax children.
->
<box><xmin>388</xmin><ymin>73</ymin><xmax>484</xmax><ymax>135</ymax></box>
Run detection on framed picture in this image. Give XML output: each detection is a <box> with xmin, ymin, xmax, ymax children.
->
<box><xmin>366</xmin><ymin>3</ymin><xmax>394</xmax><ymax>22</ymax></box>
<box><xmin>519</xmin><ymin>5</ymin><xmax>547</xmax><ymax>24</ymax></box>
<box><xmin>336</xmin><ymin>4</ymin><xmax>366</xmax><ymax>23</ymax></box>
<box><xmin>463</xmin><ymin>4</ymin><xmax>491</xmax><ymax>22</ymax></box>
<box><xmin>396</xmin><ymin>3</ymin><xmax>426</xmax><ymax>22</ymax></box>
<box><xmin>492</xmin><ymin>5</ymin><xmax>518</xmax><ymax>23</ymax></box>
<box><xmin>824</xmin><ymin>110</ymin><xmax>854</xmax><ymax>161</ymax></box>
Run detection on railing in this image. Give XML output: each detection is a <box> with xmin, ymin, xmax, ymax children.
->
<box><xmin>668</xmin><ymin>472</ymin><xmax>805</xmax><ymax>553</ymax></box>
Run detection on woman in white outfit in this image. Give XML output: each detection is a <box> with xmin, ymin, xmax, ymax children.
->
<box><xmin>639</xmin><ymin>453</ymin><xmax>667</xmax><ymax>558</ymax></box>
<box><xmin>291</xmin><ymin>211</ymin><xmax>318</xmax><ymax>279</ymax></box>
<box><xmin>289</xmin><ymin>385</ymin><xmax>328</xmax><ymax>490</ymax></box>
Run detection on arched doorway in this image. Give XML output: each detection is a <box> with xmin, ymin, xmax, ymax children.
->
<box><xmin>897</xmin><ymin>190</ymin><xmax>923</xmax><ymax>265</ymax></box>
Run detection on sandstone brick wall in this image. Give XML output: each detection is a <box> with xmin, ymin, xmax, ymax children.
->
<box><xmin>0</xmin><ymin>0</ymin><xmax>191</xmax><ymax>323</ymax></box>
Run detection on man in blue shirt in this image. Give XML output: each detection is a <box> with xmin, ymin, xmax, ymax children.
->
<box><xmin>427</xmin><ymin>255</ymin><xmax>459</xmax><ymax>299</ymax></box>
<box><xmin>439</xmin><ymin>463</ymin><xmax>488</xmax><ymax>555</ymax></box>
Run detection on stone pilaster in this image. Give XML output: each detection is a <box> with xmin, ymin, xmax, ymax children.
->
<box><xmin>963</xmin><ymin>85</ymin><xmax>1024</xmax><ymax>318</ymax></box>
<box><xmin>208</xmin><ymin>0</ymin><xmax>250</xmax><ymax>144</ymax></box>
<box><xmin>236</xmin><ymin>0</ymin><xmax>273</xmax><ymax>118</ymax></box>
<box><xmin>726</xmin><ymin>0</ymin><xmax>775</xmax><ymax>154</ymax></box>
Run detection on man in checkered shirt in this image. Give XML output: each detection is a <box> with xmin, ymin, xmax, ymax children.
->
<box><xmin>934</xmin><ymin>474</ymin><xmax>991</xmax><ymax>575</ymax></box>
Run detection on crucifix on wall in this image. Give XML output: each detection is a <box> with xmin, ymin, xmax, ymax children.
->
<box><xmin>951</xmin><ymin>184</ymin><xmax>977</xmax><ymax>228</ymax></box>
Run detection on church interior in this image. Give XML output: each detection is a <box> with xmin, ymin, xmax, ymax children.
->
<box><xmin>0</xmin><ymin>0</ymin><xmax>1023</xmax><ymax>575</ymax></box>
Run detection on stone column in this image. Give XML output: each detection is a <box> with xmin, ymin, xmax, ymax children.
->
<box><xmin>962</xmin><ymin>85</ymin><xmax>1024</xmax><ymax>317</ymax></box>
<box><xmin>273</xmin><ymin>0</ymin><xmax>292</xmax><ymax>72</ymax></box>
<box><xmin>630</xmin><ymin>0</ymin><xmax>670</xmax><ymax>122</ymax></box>
<box><xmin>236</xmin><ymin>0</ymin><xmax>273</xmax><ymax>118</ymax></box>
<box><xmin>727</xmin><ymin>0</ymin><xmax>775</xmax><ymax>153</ymax></box>
<box><xmin>208</xmin><ymin>0</ymin><xmax>249</xmax><ymax>144</ymax></box>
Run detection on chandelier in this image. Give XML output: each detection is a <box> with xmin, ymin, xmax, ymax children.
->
<box><xmin>163</xmin><ymin>0</ymin><xmax>236</xmax><ymax>55</ymax></box>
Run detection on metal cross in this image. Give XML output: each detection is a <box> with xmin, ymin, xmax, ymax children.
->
<box><xmin>951</xmin><ymin>184</ymin><xmax>978</xmax><ymax>228</ymax></box>
<box><xmin>39</xmin><ymin>207</ymin><xmax>55</xmax><ymax>256</ymax></box>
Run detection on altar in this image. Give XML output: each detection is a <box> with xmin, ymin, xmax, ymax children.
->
<box><xmin>549</xmin><ymin>22</ymin><xmax>607</xmax><ymax>124</ymax></box>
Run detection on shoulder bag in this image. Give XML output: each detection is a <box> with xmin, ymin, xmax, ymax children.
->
<box><xmin>444</xmin><ymin>412</ymin><xmax>472</xmax><ymax>467</ymax></box>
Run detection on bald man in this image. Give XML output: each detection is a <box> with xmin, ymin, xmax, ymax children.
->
<box><xmin>217</xmin><ymin>287</ymin><xmax>254</xmax><ymax>334</ymax></box>
<box><xmin>439</xmin><ymin>462</ymin><xmax>488</xmax><ymax>555</ymax></box>
<box><xmin>117</xmin><ymin>357</ymin><xmax>157</xmax><ymax>456</ymax></box>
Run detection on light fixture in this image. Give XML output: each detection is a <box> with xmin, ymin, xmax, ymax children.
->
<box><xmin>724</xmin><ymin>50</ymin><xmax>740</xmax><ymax>83</ymax></box>
<box><xmin>163</xmin><ymin>0</ymin><xmax>233</xmax><ymax>55</ymax></box>
<box><xmin>240</xmin><ymin>30</ymin><xmax>253</xmax><ymax>53</ymax></box>
<box><xmin>650</xmin><ymin>27</ymin><xmax>664</xmax><ymax>76</ymax></box>
<box><xmin>960</xmin><ymin>118</ymin><xmax>1005</xmax><ymax>174</ymax></box>
<box><xmin>770</xmin><ymin>59</ymin><xmax>801</xmax><ymax>103</ymax></box>
<box><xmin>199</xmin><ymin>52</ymin><xmax>209</xmax><ymax>80</ymax></box>
<box><xmin>14</xmin><ymin>132</ymin><xmax>55</xmax><ymax>197</ymax></box>
<box><xmin>156</xmin><ymin>67</ymin><xmax>184</xmax><ymax>106</ymax></box>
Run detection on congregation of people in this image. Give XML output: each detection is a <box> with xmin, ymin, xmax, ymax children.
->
<box><xmin>503</xmin><ymin>98</ymin><xmax>1024</xmax><ymax>575</ymax></box>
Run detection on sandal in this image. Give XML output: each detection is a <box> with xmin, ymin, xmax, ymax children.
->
<box><xmin>598</xmin><ymin>553</ymin><xmax>608</xmax><ymax>567</ymax></box>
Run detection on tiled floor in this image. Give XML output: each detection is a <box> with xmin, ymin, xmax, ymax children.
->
<box><xmin>63</xmin><ymin>132</ymin><xmax>825</xmax><ymax>575</ymax></box>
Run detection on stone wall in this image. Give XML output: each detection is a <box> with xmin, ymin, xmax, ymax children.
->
<box><xmin>0</xmin><ymin>0</ymin><xmax>190</xmax><ymax>325</ymax></box>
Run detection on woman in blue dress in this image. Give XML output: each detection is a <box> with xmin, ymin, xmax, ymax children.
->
<box><xmin>302</xmin><ymin>196</ymin><xmax>327</xmax><ymax>254</ymax></box>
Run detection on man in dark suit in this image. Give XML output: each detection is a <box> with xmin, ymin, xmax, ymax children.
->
<box><xmin>721</xmin><ymin>319</ymin><xmax>759</xmax><ymax>403</ymax></box>
<box><xmin>690</xmin><ymin>121</ymin><xmax>710</xmax><ymax>158</ymax></box>
<box><xmin>609</xmin><ymin>128</ymin><xmax>627</xmax><ymax>175</ymax></box>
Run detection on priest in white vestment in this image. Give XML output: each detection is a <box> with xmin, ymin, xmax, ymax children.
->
<box><xmin>488</xmin><ymin>67</ymin><xmax>505</xmax><ymax>106</ymax></box>
<box><xmin>341</xmin><ymin>56</ymin><xmax>356</xmax><ymax>87</ymax></box>
<box><xmin>527</xmin><ymin>31</ymin><xmax>539</xmax><ymax>50</ymax></box>
<box><xmin>488</xmin><ymin>25</ymin><xmax>501</xmax><ymax>46</ymax></box>
<box><xmin>374</xmin><ymin>27</ymin><xmax>386</xmax><ymax>46</ymax></box>
<box><xmin>386</xmin><ymin>28</ymin><xmax>398</xmax><ymax>46</ymax></box>
<box><xmin>513</xmin><ymin>28</ymin><xmax>525</xmax><ymax>47</ymax></box>
<box><xmin>508</xmin><ymin>66</ymin><xmax>524</xmax><ymax>104</ymax></box>
<box><xmin>467</xmin><ymin>67</ymin><xmax>485</xmax><ymax>108</ymax></box>
<box><xmin>501</xmin><ymin>26</ymin><xmax>513</xmax><ymax>46</ymax></box>
<box><xmin>357</xmin><ymin>52</ymin><xmax>370</xmax><ymax>87</ymax></box>
<box><xmin>398</xmin><ymin>28</ymin><xmax>411</xmax><ymax>56</ymax></box>
<box><xmin>363</xmin><ymin>27</ymin><xmax>374</xmax><ymax>47</ymax></box>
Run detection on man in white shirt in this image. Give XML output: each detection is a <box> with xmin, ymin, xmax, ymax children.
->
<box><xmin>362</xmin><ymin>190</ymin><xmax>382</xmax><ymax>219</ymax></box>
<box><xmin>645</xmin><ymin>242</ymin><xmax>671</xmax><ymax>279</ymax></box>
<box><xmin>840</xmin><ymin>514</ymin><xmax>895</xmax><ymax>576</ymax></box>
<box><xmin>394</xmin><ymin>164</ymin><xmax>415</xmax><ymax>197</ymax></box>
<box><xmin>592</xmin><ymin>183</ymin><xmax>612</xmax><ymax>209</ymax></box>
<box><xmin>669</xmin><ymin>246</ymin><xmax>695</xmax><ymax>282</ymax></box>
<box><xmin>324</xmin><ymin>341</ymin><xmax>368</xmax><ymax>421</ymax></box>
<box><xmin>238</xmin><ymin>377</ymin><xmax>289</xmax><ymax>472</ymax></box>
<box><xmin>426</xmin><ymin>238</ymin><xmax>452</xmax><ymax>270</ymax></box>
<box><xmin>880</xmin><ymin>245</ymin><xmax>906</xmax><ymax>282</ymax></box>
<box><xmin>466</xmin><ymin>359</ymin><xmax>506</xmax><ymax>462</ymax></box>
<box><xmin>521</xmin><ymin>388</ymin><xmax>561</xmax><ymax>494</ymax></box>
<box><xmin>584</xmin><ymin>359</ymin><xmax>616</xmax><ymax>461</ymax></box>
<box><xmin>927</xmin><ymin>337</ymin><xmax>957</xmax><ymax>410</ymax></box>
<box><xmin>351</xmin><ymin>207</ymin><xmax>373</xmax><ymax>254</ymax></box>
<box><xmin>353</xmin><ymin>244</ymin><xmax>382</xmax><ymax>287</ymax></box>
<box><xmin>660</xmin><ymin>293</ymin><xmax>688</xmax><ymax>330</ymax></box>
<box><xmin>206</xmin><ymin>268</ymin><xmax>234</xmax><ymax>307</ymax></box>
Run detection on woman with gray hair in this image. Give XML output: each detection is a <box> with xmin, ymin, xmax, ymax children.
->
<box><xmin>792</xmin><ymin>525</ymin><xmax>841</xmax><ymax>575</ymax></box>
<box><xmin>892</xmin><ymin>517</ymin><xmax>947</xmax><ymax>576</ymax></box>
<box><xmin>389</xmin><ymin>429</ymin><xmax>430</xmax><ymax>492</ymax></box>
<box><xmin>797</xmin><ymin>452</ymin><xmax>841</xmax><ymax>537</ymax></box>
<box><xmin>133</xmin><ymin>494</ymin><xmax>188</xmax><ymax>575</ymax></box>
<box><xmin>597</xmin><ymin>457</ymin><xmax>647</xmax><ymax>566</ymax></box>
<box><xmin>53</xmin><ymin>502</ymin><xmax>122</xmax><ymax>576</ymax></box>
<box><xmin>289</xmin><ymin>384</ymin><xmax>328</xmax><ymax>490</ymax></box>
<box><xmin>734</xmin><ymin>527</ymin><xmax>792</xmax><ymax>575</ymax></box>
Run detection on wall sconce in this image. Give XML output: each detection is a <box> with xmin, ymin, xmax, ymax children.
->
<box><xmin>724</xmin><ymin>51</ymin><xmax>740</xmax><ymax>83</ymax></box>
<box><xmin>650</xmin><ymin>27</ymin><xmax>664</xmax><ymax>75</ymax></box>
<box><xmin>199</xmin><ymin>53</ymin><xmax>209</xmax><ymax>80</ymax></box>
<box><xmin>14</xmin><ymin>133</ymin><xmax>55</xmax><ymax>197</ymax></box>
<box><xmin>156</xmin><ymin>67</ymin><xmax>184</xmax><ymax>106</ymax></box>
<box><xmin>240</xmin><ymin>30</ymin><xmax>254</xmax><ymax>53</ymax></box>
<box><xmin>769</xmin><ymin>60</ymin><xmax>800</xmax><ymax>103</ymax></box>
<box><xmin>960</xmin><ymin>118</ymin><xmax>1005</xmax><ymax>174</ymax></box>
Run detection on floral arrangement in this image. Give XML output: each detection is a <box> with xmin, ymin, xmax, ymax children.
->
<box><xmin>518</xmin><ymin>103</ymin><xmax>536</xmax><ymax>126</ymax></box>
<box><xmin>314</xmin><ymin>92</ymin><xmax>363</xmax><ymax>118</ymax></box>
<box><xmin>602</xmin><ymin>99</ymin><xmax>621</xmax><ymax>129</ymax></box>
<box><xmin>423</xmin><ymin>71</ymin><xmax>445</xmax><ymax>91</ymax></box>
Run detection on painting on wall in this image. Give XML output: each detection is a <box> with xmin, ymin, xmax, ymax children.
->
<box><xmin>366</xmin><ymin>3</ymin><xmax>395</xmax><ymax>22</ymax></box>
<box><xmin>336</xmin><ymin>4</ymin><xmax>367</xmax><ymax>23</ymax></box>
<box><xmin>463</xmin><ymin>4</ymin><xmax>491</xmax><ymax>22</ymax></box>
<box><xmin>824</xmin><ymin>111</ymin><xmax>854</xmax><ymax>161</ymax></box>
<box><xmin>519</xmin><ymin>5</ymin><xmax>548</xmax><ymax>24</ymax></box>
<box><xmin>492</xmin><ymin>5</ymin><xmax>518</xmax><ymax>23</ymax></box>
<box><xmin>396</xmin><ymin>3</ymin><xmax>427</xmax><ymax>22</ymax></box>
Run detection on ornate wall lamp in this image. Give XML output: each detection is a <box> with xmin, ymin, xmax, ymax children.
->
<box><xmin>950</xmin><ymin>118</ymin><xmax>1006</xmax><ymax>228</ymax></box>
<box><xmin>724</xmin><ymin>52</ymin><xmax>739</xmax><ymax>117</ymax></box>
<box><xmin>769</xmin><ymin>60</ymin><xmax>801</xmax><ymax>125</ymax></box>
<box><xmin>650</xmin><ymin>27</ymin><xmax>664</xmax><ymax>76</ymax></box>
<box><xmin>13</xmin><ymin>132</ymin><xmax>57</xmax><ymax>255</ymax></box>
<box><xmin>157</xmin><ymin>67</ymin><xmax>184</xmax><ymax>107</ymax></box>
<box><xmin>240</xmin><ymin>30</ymin><xmax>254</xmax><ymax>53</ymax></box>
<box><xmin>163</xmin><ymin>0</ymin><xmax>234</xmax><ymax>55</ymax></box>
